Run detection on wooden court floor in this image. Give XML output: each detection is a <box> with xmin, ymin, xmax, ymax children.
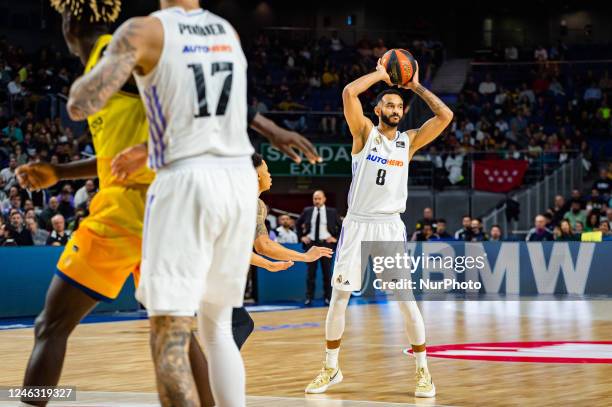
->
<box><xmin>1</xmin><ymin>300</ymin><xmax>611</xmax><ymax>406</ymax></box>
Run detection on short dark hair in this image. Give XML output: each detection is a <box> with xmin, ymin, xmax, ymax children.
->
<box><xmin>375</xmin><ymin>89</ymin><xmax>404</xmax><ymax>105</ymax></box>
<box><xmin>437</xmin><ymin>218</ymin><xmax>446</xmax><ymax>224</ymax></box>
<box><xmin>491</xmin><ymin>224</ymin><xmax>502</xmax><ymax>231</ymax></box>
<box><xmin>251</xmin><ymin>153</ymin><xmax>263</xmax><ymax>168</ymax></box>
<box><xmin>462</xmin><ymin>214</ymin><xmax>471</xmax><ymax>220</ymax></box>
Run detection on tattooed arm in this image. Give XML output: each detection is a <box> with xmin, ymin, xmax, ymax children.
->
<box><xmin>400</xmin><ymin>63</ymin><xmax>453</xmax><ymax>160</ymax></box>
<box><xmin>253</xmin><ymin>199</ymin><xmax>333</xmax><ymax>262</ymax></box>
<box><xmin>67</xmin><ymin>16</ymin><xmax>163</xmax><ymax>121</ymax></box>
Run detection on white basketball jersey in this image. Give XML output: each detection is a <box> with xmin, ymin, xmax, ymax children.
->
<box><xmin>134</xmin><ymin>7</ymin><xmax>253</xmax><ymax>170</ymax></box>
<box><xmin>347</xmin><ymin>127</ymin><xmax>410</xmax><ymax>216</ymax></box>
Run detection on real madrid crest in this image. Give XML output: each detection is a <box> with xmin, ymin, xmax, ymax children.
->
<box><xmin>375</xmin><ymin>134</ymin><xmax>382</xmax><ymax>144</ymax></box>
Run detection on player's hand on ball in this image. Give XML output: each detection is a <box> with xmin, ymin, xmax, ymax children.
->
<box><xmin>16</xmin><ymin>163</ymin><xmax>59</xmax><ymax>191</ymax></box>
<box><xmin>304</xmin><ymin>246</ymin><xmax>334</xmax><ymax>262</ymax></box>
<box><xmin>111</xmin><ymin>143</ymin><xmax>148</xmax><ymax>181</ymax></box>
<box><xmin>399</xmin><ymin>61</ymin><xmax>420</xmax><ymax>90</ymax></box>
<box><xmin>376</xmin><ymin>58</ymin><xmax>393</xmax><ymax>86</ymax></box>
<box><xmin>266</xmin><ymin>260</ymin><xmax>294</xmax><ymax>272</ymax></box>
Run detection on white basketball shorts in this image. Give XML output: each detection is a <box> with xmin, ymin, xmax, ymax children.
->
<box><xmin>332</xmin><ymin>212</ymin><xmax>407</xmax><ymax>292</ymax></box>
<box><xmin>136</xmin><ymin>155</ymin><xmax>258</xmax><ymax>316</ymax></box>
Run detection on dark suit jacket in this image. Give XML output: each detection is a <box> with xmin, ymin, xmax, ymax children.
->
<box><xmin>296</xmin><ymin>206</ymin><xmax>341</xmax><ymax>245</ymax></box>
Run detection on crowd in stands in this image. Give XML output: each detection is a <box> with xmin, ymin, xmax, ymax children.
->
<box><xmin>402</xmin><ymin>166</ymin><xmax>612</xmax><ymax>242</ymax></box>
<box><xmin>2</xmin><ymin>31</ymin><xmax>612</xmax><ymax>246</ymax></box>
<box><xmin>247</xmin><ymin>31</ymin><xmax>443</xmax><ymax>135</ymax></box>
<box><xmin>417</xmin><ymin>54</ymin><xmax>610</xmax><ymax>186</ymax></box>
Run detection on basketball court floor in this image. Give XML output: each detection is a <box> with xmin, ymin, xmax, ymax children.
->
<box><xmin>1</xmin><ymin>299</ymin><xmax>611</xmax><ymax>406</ymax></box>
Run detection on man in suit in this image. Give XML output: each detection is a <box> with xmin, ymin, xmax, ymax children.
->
<box><xmin>297</xmin><ymin>190</ymin><xmax>341</xmax><ymax>305</ymax></box>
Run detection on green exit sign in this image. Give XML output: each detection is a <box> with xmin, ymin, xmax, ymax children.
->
<box><xmin>260</xmin><ymin>143</ymin><xmax>353</xmax><ymax>177</ymax></box>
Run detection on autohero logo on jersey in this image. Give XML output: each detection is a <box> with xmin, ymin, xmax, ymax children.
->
<box><xmin>366</xmin><ymin>153</ymin><xmax>404</xmax><ymax>167</ymax></box>
<box><xmin>182</xmin><ymin>44</ymin><xmax>233</xmax><ymax>54</ymax></box>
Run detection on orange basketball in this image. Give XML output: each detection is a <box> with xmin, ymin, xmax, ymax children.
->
<box><xmin>381</xmin><ymin>49</ymin><xmax>417</xmax><ymax>86</ymax></box>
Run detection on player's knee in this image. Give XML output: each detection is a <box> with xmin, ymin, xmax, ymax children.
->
<box><xmin>398</xmin><ymin>301</ymin><xmax>422</xmax><ymax>323</ymax></box>
<box><xmin>34</xmin><ymin>312</ymin><xmax>69</xmax><ymax>341</ymax></box>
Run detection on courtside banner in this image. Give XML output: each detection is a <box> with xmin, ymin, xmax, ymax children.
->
<box><xmin>357</xmin><ymin>241</ymin><xmax>612</xmax><ymax>300</ymax></box>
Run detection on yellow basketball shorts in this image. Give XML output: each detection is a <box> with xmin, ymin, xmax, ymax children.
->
<box><xmin>56</xmin><ymin>186</ymin><xmax>147</xmax><ymax>301</ymax></box>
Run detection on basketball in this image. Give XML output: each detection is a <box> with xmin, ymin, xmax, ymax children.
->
<box><xmin>381</xmin><ymin>48</ymin><xmax>417</xmax><ymax>86</ymax></box>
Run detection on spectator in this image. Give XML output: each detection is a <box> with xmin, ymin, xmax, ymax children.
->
<box><xmin>74</xmin><ymin>179</ymin><xmax>96</xmax><ymax>209</ymax></box>
<box><xmin>526</xmin><ymin>214</ymin><xmax>554</xmax><ymax>241</ymax></box>
<box><xmin>9</xmin><ymin>210</ymin><xmax>33</xmax><ymax>246</ymax></box>
<box><xmin>296</xmin><ymin>190</ymin><xmax>341</xmax><ymax>306</ymax></box>
<box><xmin>570</xmin><ymin>189</ymin><xmax>585</xmax><ymax>208</ymax></box>
<box><xmin>1</xmin><ymin>223</ymin><xmax>18</xmax><ymax>246</ymax></box>
<box><xmin>575</xmin><ymin>220</ymin><xmax>584</xmax><ymax>234</ymax></box>
<box><xmin>584</xmin><ymin>211</ymin><xmax>600</xmax><ymax>232</ymax></box>
<box><xmin>489</xmin><ymin>225</ymin><xmax>503</xmax><ymax>241</ymax></box>
<box><xmin>433</xmin><ymin>219</ymin><xmax>452</xmax><ymax>240</ymax></box>
<box><xmin>599</xmin><ymin>221</ymin><xmax>612</xmax><ymax>240</ymax></box>
<box><xmin>478</xmin><ymin>74</ymin><xmax>497</xmax><ymax>96</ymax></box>
<box><xmin>275</xmin><ymin>214</ymin><xmax>298</xmax><ymax>244</ymax></box>
<box><xmin>7</xmin><ymin>75</ymin><xmax>27</xmax><ymax>97</ymax></box>
<box><xmin>555</xmin><ymin>219</ymin><xmax>579</xmax><ymax>241</ymax></box>
<box><xmin>467</xmin><ymin>218</ymin><xmax>488</xmax><ymax>241</ymax></box>
<box><xmin>57</xmin><ymin>184</ymin><xmax>75</xmax><ymax>220</ymax></box>
<box><xmin>0</xmin><ymin>177</ymin><xmax>6</xmax><ymax>201</ymax></box>
<box><xmin>321</xmin><ymin>66</ymin><xmax>340</xmax><ymax>88</ymax></box>
<box><xmin>444</xmin><ymin>149</ymin><xmax>464</xmax><ymax>184</ymax></box>
<box><xmin>46</xmin><ymin>214</ymin><xmax>70</xmax><ymax>246</ymax></box>
<box><xmin>592</xmin><ymin>168</ymin><xmax>611</xmax><ymax>198</ymax></box>
<box><xmin>329</xmin><ymin>31</ymin><xmax>343</xmax><ymax>52</ymax></box>
<box><xmin>412</xmin><ymin>222</ymin><xmax>438</xmax><ymax>241</ymax></box>
<box><xmin>604</xmin><ymin>208</ymin><xmax>612</xmax><ymax>226</ymax></box>
<box><xmin>40</xmin><ymin>196</ymin><xmax>60</xmax><ymax>230</ymax></box>
<box><xmin>586</xmin><ymin>188</ymin><xmax>605</xmax><ymax>213</ymax></box>
<box><xmin>504</xmin><ymin>45</ymin><xmax>518</xmax><ymax>61</ymax></box>
<box><xmin>534</xmin><ymin>45</ymin><xmax>548</xmax><ymax>61</ymax></box>
<box><xmin>563</xmin><ymin>199</ymin><xmax>586</xmax><ymax>229</ymax></box>
<box><xmin>3</xmin><ymin>194</ymin><xmax>21</xmax><ymax>217</ymax></box>
<box><xmin>454</xmin><ymin>215</ymin><xmax>471</xmax><ymax>241</ymax></box>
<box><xmin>548</xmin><ymin>195</ymin><xmax>569</xmax><ymax>227</ymax></box>
<box><xmin>415</xmin><ymin>207</ymin><xmax>435</xmax><ymax>232</ymax></box>
<box><xmin>0</xmin><ymin>155</ymin><xmax>18</xmax><ymax>189</ymax></box>
<box><xmin>27</xmin><ymin>217</ymin><xmax>49</xmax><ymax>246</ymax></box>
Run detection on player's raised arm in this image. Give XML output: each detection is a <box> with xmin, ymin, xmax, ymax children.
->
<box><xmin>400</xmin><ymin>63</ymin><xmax>453</xmax><ymax>159</ymax></box>
<box><xmin>342</xmin><ymin>59</ymin><xmax>392</xmax><ymax>147</ymax></box>
<box><xmin>67</xmin><ymin>16</ymin><xmax>161</xmax><ymax>121</ymax></box>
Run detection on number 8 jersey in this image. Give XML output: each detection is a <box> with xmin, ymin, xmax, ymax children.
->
<box><xmin>347</xmin><ymin>126</ymin><xmax>411</xmax><ymax>217</ymax></box>
<box><xmin>134</xmin><ymin>7</ymin><xmax>253</xmax><ymax>170</ymax></box>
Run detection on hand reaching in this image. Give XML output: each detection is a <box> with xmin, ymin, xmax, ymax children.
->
<box><xmin>265</xmin><ymin>260</ymin><xmax>295</xmax><ymax>272</ymax></box>
<box><xmin>111</xmin><ymin>143</ymin><xmax>148</xmax><ymax>181</ymax></box>
<box><xmin>304</xmin><ymin>246</ymin><xmax>334</xmax><ymax>262</ymax></box>
<box><xmin>16</xmin><ymin>163</ymin><xmax>59</xmax><ymax>191</ymax></box>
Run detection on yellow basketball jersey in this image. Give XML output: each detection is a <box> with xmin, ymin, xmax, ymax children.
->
<box><xmin>85</xmin><ymin>34</ymin><xmax>154</xmax><ymax>189</ymax></box>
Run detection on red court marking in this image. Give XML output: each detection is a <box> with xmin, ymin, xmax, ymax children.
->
<box><xmin>403</xmin><ymin>341</ymin><xmax>612</xmax><ymax>364</ymax></box>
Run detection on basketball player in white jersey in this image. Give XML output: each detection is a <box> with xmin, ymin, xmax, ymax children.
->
<box><xmin>305</xmin><ymin>60</ymin><xmax>453</xmax><ymax>397</ymax></box>
<box><xmin>66</xmin><ymin>1</ymin><xmax>258</xmax><ymax>405</ymax></box>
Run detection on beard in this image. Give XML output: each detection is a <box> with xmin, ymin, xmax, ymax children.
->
<box><xmin>380</xmin><ymin>112</ymin><xmax>402</xmax><ymax>127</ymax></box>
